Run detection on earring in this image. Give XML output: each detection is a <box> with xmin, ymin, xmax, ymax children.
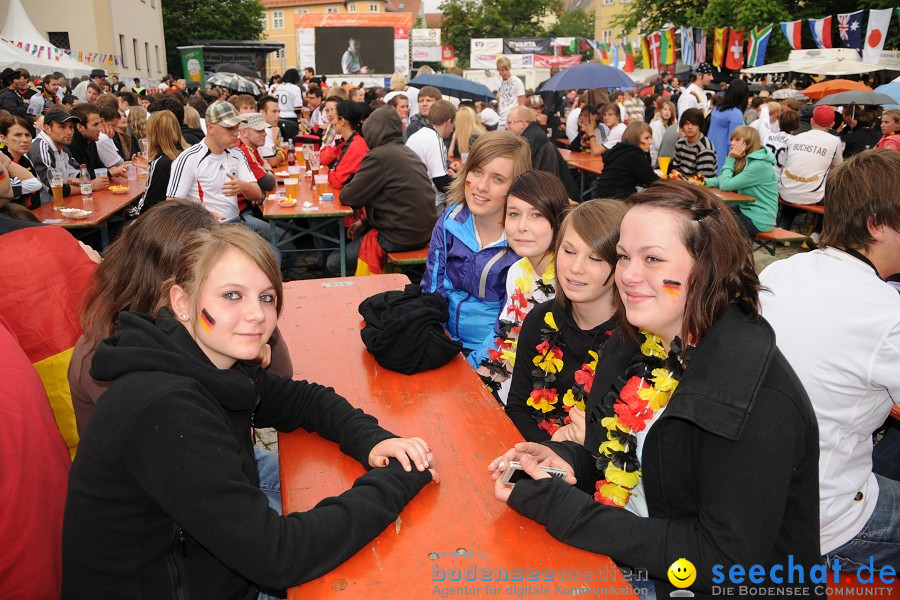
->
<box><xmin>179</xmin><ymin>313</ymin><xmax>187</xmax><ymax>320</ymax></box>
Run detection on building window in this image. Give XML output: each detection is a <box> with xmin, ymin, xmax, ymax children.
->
<box><xmin>275</xmin><ymin>48</ymin><xmax>285</xmax><ymax>59</ymax></box>
<box><xmin>369</xmin><ymin>3</ymin><xmax>379</xmax><ymax>11</ymax></box>
<box><xmin>326</xmin><ymin>7</ymin><xmax>338</xmax><ymax>12</ymax></box>
<box><xmin>155</xmin><ymin>45</ymin><xmax>161</xmax><ymax>72</ymax></box>
<box><xmin>133</xmin><ymin>38</ymin><xmax>140</xmax><ymax>69</ymax></box>
<box><xmin>119</xmin><ymin>35</ymin><xmax>127</xmax><ymax>67</ymax></box>
<box><xmin>295</xmin><ymin>8</ymin><xmax>308</xmax><ymax>13</ymax></box>
<box><xmin>602</xmin><ymin>30</ymin><xmax>612</xmax><ymax>43</ymax></box>
<box><xmin>145</xmin><ymin>42</ymin><xmax>151</xmax><ymax>73</ymax></box>
<box><xmin>349</xmin><ymin>3</ymin><xmax>356</xmax><ymax>11</ymax></box>
<box><xmin>603</xmin><ymin>0</ymin><xmax>613</xmax><ymax>4</ymax></box>
<box><xmin>48</xmin><ymin>32</ymin><xmax>70</xmax><ymax>50</ymax></box>
<box><xmin>273</xmin><ymin>11</ymin><xmax>284</xmax><ymax>28</ymax></box>
<box><xmin>399</xmin><ymin>2</ymin><xmax>405</xmax><ymax>7</ymax></box>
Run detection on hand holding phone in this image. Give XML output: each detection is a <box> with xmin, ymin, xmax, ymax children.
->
<box><xmin>499</xmin><ymin>460</ymin><xmax>568</xmax><ymax>486</ymax></box>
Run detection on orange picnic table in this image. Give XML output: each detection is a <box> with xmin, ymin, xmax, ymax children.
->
<box><xmin>277</xmin><ymin>275</ymin><xmax>640</xmax><ymax>599</ymax></box>
<box><xmin>33</xmin><ymin>177</ymin><xmax>146</xmax><ymax>247</ymax></box>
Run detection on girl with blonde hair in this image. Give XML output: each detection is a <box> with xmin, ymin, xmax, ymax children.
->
<box><xmin>448</xmin><ymin>105</ymin><xmax>486</xmax><ymax>158</ymax></box>
<box><xmin>131</xmin><ymin>110</ymin><xmax>189</xmax><ymax>213</ymax></box>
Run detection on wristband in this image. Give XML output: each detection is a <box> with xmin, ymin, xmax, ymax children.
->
<box><xmin>0</xmin><ymin>172</ymin><xmax>8</xmax><ymax>182</ymax></box>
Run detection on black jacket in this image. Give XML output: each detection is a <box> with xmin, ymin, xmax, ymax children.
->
<box><xmin>63</xmin><ymin>309</ymin><xmax>431</xmax><ymax>599</ymax></box>
<box><xmin>182</xmin><ymin>125</ymin><xmax>205</xmax><ymax>146</ymax></box>
<box><xmin>0</xmin><ymin>87</ymin><xmax>26</xmax><ymax>117</ymax></box>
<box><xmin>588</xmin><ymin>142</ymin><xmax>658</xmax><ymax>199</ymax></box>
<box><xmin>508</xmin><ymin>307</ymin><xmax>822</xmax><ymax>599</ymax></box>
<box><xmin>521</xmin><ymin>122</ymin><xmax>579</xmax><ymax>200</ymax></box>
<box><xmin>342</xmin><ymin>106</ymin><xmax>437</xmax><ymax>247</ymax></box>
<box><xmin>66</xmin><ymin>130</ymin><xmax>103</xmax><ymax>178</ymax></box>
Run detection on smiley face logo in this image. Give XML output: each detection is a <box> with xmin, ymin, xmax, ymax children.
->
<box><xmin>667</xmin><ymin>558</ymin><xmax>696</xmax><ymax>589</ymax></box>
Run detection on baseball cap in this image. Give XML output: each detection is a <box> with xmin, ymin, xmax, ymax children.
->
<box><xmin>44</xmin><ymin>107</ymin><xmax>80</xmax><ymax>125</ymax></box>
<box><xmin>205</xmin><ymin>101</ymin><xmax>246</xmax><ymax>128</ymax></box>
<box><xmin>695</xmin><ymin>63</ymin><xmax>713</xmax><ymax>75</ymax></box>
<box><xmin>26</xmin><ymin>95</ymin><xmax>44</xmax><ymax>117</ymax></box>
<box><xmin>812</xmin><ymin>105</ymin><xmax>835</xmax><ymax>128</ymax></box>
<box><xmin>480</xmin><ymin>109</ymin><xmax>499</xmax><ymax>127</ymax></box>
<box><xmin>239</xmin><ymin>113</ymin><xmax>268</xmax><ymax>131</ymax></box>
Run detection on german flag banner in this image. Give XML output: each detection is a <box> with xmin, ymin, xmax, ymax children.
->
<box><xmin>0</xmin><ymin>224</ymin><xmax>97</xmax><ymax>458</ymax></box>
<box><xmin>355</xmin><ymin>229</ymin><xmax>387</xmax><ymax>276</ymax></box>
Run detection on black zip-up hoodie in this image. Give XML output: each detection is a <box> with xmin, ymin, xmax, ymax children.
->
<box><xmin>63</xmin><ymin>308</ymin><xmax>431</xmax><ymax>599</ymax></box>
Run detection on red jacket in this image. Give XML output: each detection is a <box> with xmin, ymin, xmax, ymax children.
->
<box><xmin>328</xmin><ymin>132</ymin><xmax>369</xmax><ymax>191</ymax></box>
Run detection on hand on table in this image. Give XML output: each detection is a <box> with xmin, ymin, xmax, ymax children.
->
<box><xmin>92</xmin><ymin>176</ymin><xmax>110</xmax><ymax>190</ymax></box>
<box><xmin>488</xmin><ymin>442</ymin><xmax>576</xmax><ymax>503</ymax></box>
<box><xmin>369</xmin><ymin>437</ymin><xmax>439</xmax><ymax>482</ymax></box>
<box><xmin>109</xmin><ymin>164</ymin><xmax>129</xmax><ymax>177</ymax></box>
<box><xmin>550</xmin><ymin>407</ymin><xmax>586</xmax><ymax>444</ymax></box>
<box><xmin>131</xmin><ymin>153</ymin><xmax>149</xmax><ymax>170</ymax></box>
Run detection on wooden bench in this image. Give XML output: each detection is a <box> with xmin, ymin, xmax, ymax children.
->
<box><xmin>385</xmin><ymin>246</ymin><xmax>429</xmax><ymax>273</ymax></box>
<box><xmin>754</xmin><ymin>227</ymin><xmax>807</xmax><ymax>256</ymax></box>
<box><xmin>778</xmin><ymin>199</ymin><xmax>825</xmax><ymax>215</ymax></box>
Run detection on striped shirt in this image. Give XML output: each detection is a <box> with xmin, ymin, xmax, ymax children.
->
<box><xmin>166</xmin><ymin>140</ymin><xmax>255</xmax><ymax>221</ymax></box>
<box><xmin>27</xmin><ymin>131</ymin><xmax>79</xmax><ymax>205</ymax></box>
<box><xmin>671</xmin><ymin>134</ymin><xmax>718</xmax><ymax>178</ymax></box>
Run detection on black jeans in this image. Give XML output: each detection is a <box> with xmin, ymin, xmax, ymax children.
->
<box><xmin>730</xmin><ymin>204</ymin><xmax>759</xmax><ymax>237</ymax></box>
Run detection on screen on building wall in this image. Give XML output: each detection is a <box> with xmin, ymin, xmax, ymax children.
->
<box><xmin>315</xmin><ymin>27</ymin><xmax>395</xmax><ymax>75</ymax></box>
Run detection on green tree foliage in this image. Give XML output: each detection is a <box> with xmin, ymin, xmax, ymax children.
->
<box><xmin>440</xmin><ymin>0</ymin><xmax>562</xmax><ymax>67</ymax></box>
<box><xmin>162</xmin><ymin>0</ymin><xmax>266</xmax><ymax>76</ymax></box>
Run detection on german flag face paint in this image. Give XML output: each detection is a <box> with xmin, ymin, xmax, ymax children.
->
<box><xmin>199</xmin><ymin>308</ymin><xmax>216</xmax><ymax>333</ymax></box>
<box><xmin>662</xmin><ymin>280</ymin><xmax>682</xmax><ymax>296</ymax></box>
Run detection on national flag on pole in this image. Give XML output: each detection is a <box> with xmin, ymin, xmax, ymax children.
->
<box><xmin>712</xmin><ymin>27</ymin><xmax>727</xmax><ymax>67</ymax></box>
<box><xmin>863</xmin><ymin>8</ymin><xmax>892</xmax><ymax>64</ymax></box>
<box><xmin>611</xmin><ymin>42</ymin><xmax>619</xmax><ymax>69</ymax></box>
<box><xmin>746</xmin><ymin>24</ymin><xmax>774</xmax><ymax>67</ymax></box>
<box><xmin>681</xmin><ymin>26</ymin><xmax>695</xmax><ymax>67</ymax></box>
<box><xmin>808</xmin><ymin>16</ymin><xmax>833</xmax><ymax>49</ymax></box>
<box><xmin>781</xmin><ymin>20</ymin><xmax>803</xmax><ymax>50</ymax></box>
<box><xmin>648</xmin><ymin>32</ymin><xmax>661</xmax><ymax>70</ymax></box>
<box><xmin>660</xmin><ymin>28</ymin><xmax>675</xmax><ymax>66</ymax></box>
<box><xmin>694</xmin><ymin>27</ymin><xmax>707</xmax><ymax>63</ymax></box>
<box><xmin>598</xmin><ymin>43</ymin><xmax>610</xmax><ymax>64</ymax></box>
<box><xmin>641</xmin><ymin>37</ymin><xmax>651</xmax><ymax>69</ymax></box>
<box><xmin>622</xmin><ymin>41</ymin><xmax>635</xmax><ymax>72</ymax></box>
<box><xmin>725</xmin><ymin>28</ymin><xmax>745</xmax><ymax>71</ymax></box>
<box><xmin>837</xmin><ymin>11</ymin><xmax>864</xmax><ymax>50</ymax></box>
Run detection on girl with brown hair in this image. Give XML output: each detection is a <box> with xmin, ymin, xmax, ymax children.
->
<box><xmin>131</xmin><ymin>109</ymin><xmax>189</xmax><ymax>213</ymax></box>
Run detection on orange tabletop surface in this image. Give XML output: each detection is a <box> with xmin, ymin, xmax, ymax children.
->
<box><xmin>559</xmin><ymin>148</ymin><xmax>605</xmax><ymax>175</ymax></box>
<box><xmin>261</xmin><ymin>174</ymin><xmax>352</xmax><ymax>220</ymax></box>
<box><xmin>33</xmin><ymin>178</ymin><xmax>146</xmax><ymax>229</ymax></box>
<box><xmin>277</xmin><ymin>275</ymin><xmax>638</xmax><ymax>599</ymax></box>
<box><xmin>713</xmin><ymin>189</ymin><xmax>755</xmax><ymax>203</ymax></box>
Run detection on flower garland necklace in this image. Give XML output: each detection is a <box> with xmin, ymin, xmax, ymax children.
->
<box><xmin>527</xmin><ymin>309</ymin><xmax>613</xmax><ymax>436</ymax></box>
<box><xmin>482</xmin><ymin>259</ymin><xmax>556</xmax><ymax>386</ymax></box>
<box><xmin>594</xmin><ymin>331</ymin><xmax>689</xmax><ymax>508</ymax></box>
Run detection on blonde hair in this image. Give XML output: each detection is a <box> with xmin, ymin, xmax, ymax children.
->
<box><xmin>496</xmin><ymin>56</ymin><xmax>511</xmax><ymax>70</ymax></box>
<box><xmin>729</xmin><ymin>125</ymin><xmax>763</xmax><ymax>175</ymax></box>
<box><xmin>127</xmin><ymin>106</ymin><xmax>147</xmax><ymax>141</ymax></box>
<box><xmin>147</xmin><ymin>110</ymin><xmax>188</xmax><ymax>162</ymax></box>
<box><xmin>453</xmin><ymin>106</ymin><xmax>486</xmax><ymax>155</ymax></box>
<box><xmin>447</xmin><ymin>130</ymin><xmax>531</xmax><ymax>206</ymax></box>
<box><xmin>157</xmin><ymin>225</ymin><xmax>284</xmax><ymax>321</ymax></box>
<box><xmin>183</xmin><ymin>105</ymin><xmax>201</xmax><ymax>129</ymax></box>
<box><xmin>390</xmin><ymin>71</ymin><xmax>407</xmax><ymax>91</ymax></box>
<box><xmin>883</xmin><ymin>109</ymin><xmax>900</xmax><ymax>133</ymax></box>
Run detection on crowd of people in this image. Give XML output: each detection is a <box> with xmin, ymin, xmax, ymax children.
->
<box><xmin>0</xmin><ymin>57</ymin><xmax>898</xmax><ymax>600</ymax></box>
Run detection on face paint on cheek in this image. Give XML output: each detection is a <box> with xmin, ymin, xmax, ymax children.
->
<box><xmin>200</xmin><ymin>308</ymin><xmax>217</xmax><ymax>333</ymax></box>
<box><xmin>662</xmin><ymin>279</ymin><xmax>682</xmax><ymax>296</ymax></box>
<box><xmin>464</xmin><ymin>179</ymin><xmax>472</xmax><ymax>189</ymax></box>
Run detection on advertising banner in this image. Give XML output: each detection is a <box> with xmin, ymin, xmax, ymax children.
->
<box><xmin>412</xmin><ymin>28</ymin><xmax>441</xmax><ymax>46</ymax></box>
<box><xmin>503</xmin><ymin>38</ymin><xmax>551</xmax><ymax>54</ymax></box>
<box><xmin>470</xmin><ymin>53</ymin><xmax>534</xmax><ymax>69</ymax></box>
<box><xmin>179</xmin><ymin>46</ymin><xmax>205</xmax><ymax>88</ymax></box>
<box><xmin>470</xmin><ymin>38</ymin><xmax>503</xmax><ymax>59</ymax></box>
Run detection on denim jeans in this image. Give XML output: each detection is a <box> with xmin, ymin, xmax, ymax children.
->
<box><xmin>824</xmin><ymin>474</ymin><xmax>900</xmax><ymax>572</ymax></box>
<box><xmin>254</xmin><ymin>446</ymin><xmax>286</xmax><ymax>599</ymax></box>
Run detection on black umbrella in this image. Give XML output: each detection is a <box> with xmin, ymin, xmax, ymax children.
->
<box><xmin>209</xmin><ymin>62</ymin><xmax>260</xmax><ymax>78</ymax></box>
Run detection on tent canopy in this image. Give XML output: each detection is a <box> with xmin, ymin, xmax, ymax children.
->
<box><xmin>0</xmin><ymin>0</ymin><xmax>92</xmax><ymax>77</ymax></box>
<box><xmin>743</xmin><ymin>48</ymin><xmax>883</xmax><ymax>76</ymax></box>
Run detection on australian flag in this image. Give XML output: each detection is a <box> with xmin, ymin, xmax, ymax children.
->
<box><xmin>837</xmin><ymin>11</ymin><xmax>864</xmax><ymax>51</ymax></box>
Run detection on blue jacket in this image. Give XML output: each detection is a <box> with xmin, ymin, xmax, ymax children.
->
<box><xmin>421</xmin><ymin>203</ymin><xmax>519</xmax><ymax>355</ymax></box>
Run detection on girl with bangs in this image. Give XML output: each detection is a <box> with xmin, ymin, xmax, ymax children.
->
<box><xmin>472</xmin><ymin>171</ymin><xmax>570</xmax><ymax>403</ymax></box>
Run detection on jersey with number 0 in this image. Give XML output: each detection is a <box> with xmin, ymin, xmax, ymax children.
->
<box><xmin>272</xmin><ymin>82</ymin><xmax>303</xmax><ymax>119</ymax></box>
<box><xmin>765</xmin><ymin>131</ymin><xmax>793</xmax><ymax>178</ymax></box>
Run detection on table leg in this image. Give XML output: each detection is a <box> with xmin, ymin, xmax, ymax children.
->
<box><xmin>339</xmin><ymin>219</ymin><xmax>347</xmax><ymax>277</ymax></box>
<box><xmin>269</xmin><ymin>221</ymin><xmax>277</xmax><ymax>247</ymax></box>
<box><xmin>100</xmin><ymin>223</ymin><xmax>110</xmax><ymax>249</ymax></box>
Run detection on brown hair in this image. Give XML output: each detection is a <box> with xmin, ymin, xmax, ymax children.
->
<box><xmin>616</xmin><ymin>180</ymin><xmax>763</xmax><ymax>343</ymax></box>
<box><xmin>507</xmin><ymin>170</ymin><xmax>571</xmax><ymax>259</ymax></box>
<box><xmin>779</xmin><ymin>108</ymin><xmax>800</xmax><ymax>134</ymax></box>
<box><xmin>71</xmin><ymin>102</ymin><xmax>99</xmax><ymax>125</ymax></box>
<box><xmin>446</xmin><ymin>130</ymin><xmax>531</xmax><ymax>206</ymax></box>
<box><xmin>97</xmin><ymin>102</ymin><xmax>121</xmax><ymax>123</ymax></box>
<box><xmin>621</xmin><ymin>121</ymin><xmax>651</xmax><ymax>148</ymax></box>
<box><xmin>598</xmin><ymin>103</ymin><xmax>620</xmax><ymax>122</ymax></box>
<box><xmin>553</xmin><ymin>199</ymin><xmax>628</xmax><ymax>307</ymax></box>
<box><xmin>820</xmin><ymin>148</ymin><xmax>900</xmax><ymax>251</ymax></box>
<box><xmin>156</xmin><ymin>225</ymin><xmax>284</xmax><ymax>320</ymax></box>
<box><xmin>233</xmin><ymin>94</ymin><xmax>256</xmax><ymax>111</ymax></box>
<box><xmin>417</xmin><ymin>85</ymin><xmax>442</xmax><ymax>101</ymax></box>
<box><xmin>80</xmin><ymin>200</ymin><xmax>218</xmax><ymax>343</ymax></box>
<box><xmin>729</xmin><ymin>125</ymin><xmax>763</xmax><ymax>175</ymax></box>
<box><xmin>0</xmin><ymin>114</ymin><xmax>33</xmax><ymax>136</ymax></box>
<box><xmin>656</xmin><ymin>99</ymin><xmax>677</xmax><ymax>127</ymax></box>
<box><xmin>127</xmin><ymin>106</ymin><xmax>148</xmax><ymax>140</ymax></box>
<box><xmin>428</xmin><ymin>99</ymin><xmax>456</xmax><ymax>126</ymax></box>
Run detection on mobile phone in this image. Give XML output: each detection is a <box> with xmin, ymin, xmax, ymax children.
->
<box><xmin>499</xmin><ymin>460</ymin><xmax>568</xmax><ymax>486</ymax></box>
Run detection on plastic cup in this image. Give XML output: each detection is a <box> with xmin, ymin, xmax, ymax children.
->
<box><xmin>127</xmin><ymin>165</ymin><xmax>138</xmax><ymax>180</ymax></box>
<box><xmin>284</xmin><ymin>178</ymin><xmax>300</xmax><ymax>201</ymax></box>
<box><xmin>287</xmin><ymin>165</ymin><xmax>302</xmax><ymax>175</ymax></box>
<box><xmin>460</xmin><ymin>152</ymin><xmax>469</xmax><ymax>163</ymax></box>
<box><xmin>94</xmin><ymin>168</ymin><xmax>108</xmax><ymax>178</ymax></box>
<box><xmin>314</xmin><ymin>174</ymin><xmax>329</xmax><ymax>197</ymax></box>
<box><xmin>658</xmin><ymin>156</ymin><xmax>671</xmax><ymax>179</ymax></box>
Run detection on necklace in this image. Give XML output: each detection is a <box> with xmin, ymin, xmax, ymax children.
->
<box><xmin>527</xmin><ymin>307</ymin><xmax>613</xmax><ymax>436</ymax></box>
<box><xmin>593</xmin><ymin>331</ymin><xmax>688</xmax><ymax>508</ymax></box>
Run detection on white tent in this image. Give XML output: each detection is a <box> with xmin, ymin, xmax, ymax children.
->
<box><xmin>0</xmin><ymin>0</ymin><xmax>91</xmax><ymax>77</ymax></box>
<box><xmin>0</xmin><ymin>37</ymin><xmax>57</xmax><ymax>75</ymax></box>
<box><xmin>743</xmin><ymin>48</ymin><xmax>882</xmax><ymax>76</ymax></box>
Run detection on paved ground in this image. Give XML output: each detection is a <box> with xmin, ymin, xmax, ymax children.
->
<box><xmin>256</xmin><ymin>239</ymin><xmax>809</xmax><ymax>453</ymax></box>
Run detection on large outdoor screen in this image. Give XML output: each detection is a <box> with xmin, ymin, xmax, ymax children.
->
<box><xmin>315</xmin><ymin>27</ymin><xmax>395</xmax><ymax>75</ymax></box>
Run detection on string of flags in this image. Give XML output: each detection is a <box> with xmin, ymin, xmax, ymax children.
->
<box><xmin>555</xmin><ymin>7</ymin><xmax>896</xmax><ymax>73</ymax></box>
<box><xmin>4</xmin><ymin>38</ymin><xmax>123</xmax><ymax>66</ymax></box>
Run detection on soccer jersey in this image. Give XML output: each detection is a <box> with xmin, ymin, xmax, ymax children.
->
<box><xmin>166</xmin><ymin>139</ymin><xmax>256</xmax><ymax>221</ymax></box>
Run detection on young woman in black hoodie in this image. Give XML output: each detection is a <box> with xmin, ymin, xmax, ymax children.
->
<box><xmin>587</xmin><ymin>121</ymin><xmax>659</xmax><ymax>200</ymax></box>
<box><xmin>63</xmin><ymin>225</ymin><xmax>438</xmax><ymax>599</ymax></box>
